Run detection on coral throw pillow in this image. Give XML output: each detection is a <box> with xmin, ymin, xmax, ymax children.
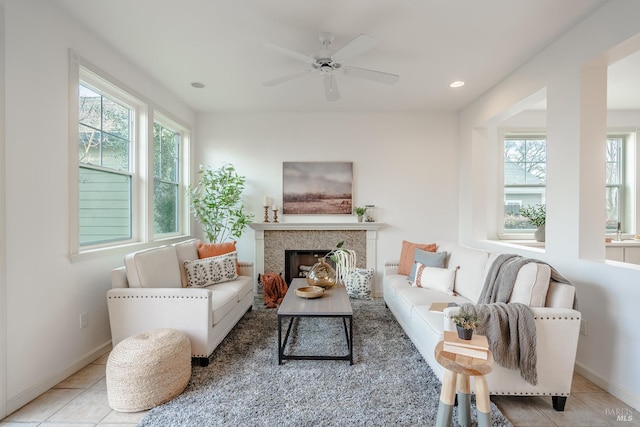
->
<box><xmin>398</xmin><ymin>240</ymin><xmax>436</xmax><ymax>275</ymax></box>
<box><xmin>198</xmin><ymin>241</ymin><xmax>239</xmax><ymax>275</ymax></box>
<box><xmin>197</xmin><ymin>241</ymin><xmax>237</xmax><ymax>258</ymax></box>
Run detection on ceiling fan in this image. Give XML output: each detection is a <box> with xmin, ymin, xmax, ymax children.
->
<box><xmin>262</xmin><ymin>32</ymin><xmax>399</xmax><ymax>101</ymax></box>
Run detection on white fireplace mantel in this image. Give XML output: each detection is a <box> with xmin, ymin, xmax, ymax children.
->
<box><xmin>249</xmin><ymin>222</ymin><xmax>384</xmax><ymax>292</ymax></box>
<box><xmin>250</xmin><ymin>222</ymin><xmax>383</xmax><ymax>231</ymax></box>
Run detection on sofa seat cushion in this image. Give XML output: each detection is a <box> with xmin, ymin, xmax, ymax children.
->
<box><xmin>395</xmin><ymin>285</ymin><xmax>457</xmax><ymax>319</ymax></box>
<box><xmin>124</xmin><ymin>246</ymin><xmax>181</xmax><ymax>289</ymax></box>
<box><xmin>413</xmin><ymin>295</ymin><xmax>472</xmax><ymax>337</ymax></box>
<box><xmin>207</xmin><ymin>275</ymin><xmax>252</xmax><ymax>302</ymax></box>
<box><xmin>210</xmin><ymin>288</ymin><xmax>238</xmax><ymax>325</ymax></box>
<box><xmin>384</xmin><ymin>274</ymin><xmax>410</xmax><ymax>299</ymax></box>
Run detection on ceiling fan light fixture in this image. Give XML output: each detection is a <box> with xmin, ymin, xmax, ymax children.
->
<box><xmin>450</xmin><ymin>80</ymin><xmax>465</xmax><ymax>88</ymax></box>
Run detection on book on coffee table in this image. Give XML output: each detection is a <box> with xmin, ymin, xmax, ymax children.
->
<box><xmin>442</xmin><ymin>330</ymin><xmax>489</xmax><ymax>360</ymax></box>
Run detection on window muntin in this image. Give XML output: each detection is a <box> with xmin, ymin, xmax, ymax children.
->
<box><xmin>153</xmin><ymin>121</ymin><xmax>180</xmax><ymax>235</ymax></box>
<box><xmin>78</xmin><ymin>83</ymin><xmax>134</xmax><ymax>246</ymax></box>
<box><xmin>503</xmin><ymin>136</ymin><xmax>547</xmax><ymax>232</ymax></box>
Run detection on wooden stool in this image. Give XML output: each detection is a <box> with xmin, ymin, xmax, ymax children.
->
<box><xmin>434</xmin><ymin>340</ymin><xmax>494</xmax><ymax>427</ymax></box>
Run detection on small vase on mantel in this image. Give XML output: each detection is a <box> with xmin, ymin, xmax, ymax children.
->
<box><xmin>306</xmin><ymin>258</ymin><xmax>337</xmax><ymax>288</ymax></box>
<box><xmin>534</xmin><ymin>224</ymin><xmax>546</xmax><ymax>242</ymax></box>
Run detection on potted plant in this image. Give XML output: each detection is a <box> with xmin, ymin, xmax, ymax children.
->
<box><xmin>189</xmin><ymin>163</ymin><xmax>255</xmax><ymax>243</ymax></box>
<box><xmin>354</xmin><ymin>206</ymin><xmax>367</xmax><ymax>222</ymax></box>
<box><xmin>520</xmin><ymin>203</ymin><xmax>546</xmax><ymax>242</ymax></box>
<box><xmin>451</xmin><ymin>309</ymin><xmax>481</xmax><ymax>340</ymax></box>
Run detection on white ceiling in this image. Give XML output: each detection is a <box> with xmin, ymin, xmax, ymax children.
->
<box><xmin>52</xmin><ymin>0</ymin><xmax>639</xmax><ymax>114</ymax></box>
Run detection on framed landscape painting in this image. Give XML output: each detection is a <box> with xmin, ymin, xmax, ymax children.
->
<box><xmin>283</xmin><ymin>162</ymin><xmax>353</xmax><ymax>215</ymax></box>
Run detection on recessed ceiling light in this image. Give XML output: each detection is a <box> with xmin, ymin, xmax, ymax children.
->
<box><xmin>450</xmin><ymin>81</ymin><xmax>465</xmax><ymax>88</ymax></box>
<box><xmin>191</xmin><ymin>82</ymin><xmax>205</xmax><ymax>89</ymax></box>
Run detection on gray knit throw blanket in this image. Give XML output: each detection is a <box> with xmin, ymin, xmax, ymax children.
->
<box><xmin>461</xmin><ymin>253</ymin><xmax>546</xmax><ymax>385</ymax></box>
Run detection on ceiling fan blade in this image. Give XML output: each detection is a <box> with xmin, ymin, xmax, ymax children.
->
<box><xmin>331</xmin><ymin>34</ymin><xmax>377</xmax><ymax>64</ymax></box>
<box><xmin>323</xmin><ymin>74</ymin><xmax>340</xmax><ymax>101</ymax></box>
<box><xmin>263</xmin><ymin>69</ymin><xmax>313</xmax><ymax>86</ymax></box>
<box><xmin>262</xmin><ymin>42</ymin><xmax>315</xmax><ymax>64</ymax></box>
<box><xmin>343</xmin><ymin>66</ymin><xmax>400</xmax><ymax>85</ymax></box>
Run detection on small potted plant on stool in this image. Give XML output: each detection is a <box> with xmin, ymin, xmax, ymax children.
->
<box><xmin>452</xmin><ymin>310</ymin><xmax>481</xmax><ymax>340</ymax></box>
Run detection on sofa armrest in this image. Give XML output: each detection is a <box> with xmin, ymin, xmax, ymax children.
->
<box><xmin>384</xmin><ymin>261</ymin><xmax>400</xmax><ymax>276</ymax></box>
<box><xmin>107</xmin><ymin>287</ymin><xmax>213</xmax><ymax>357</ymax></box>
<box><xmin>238</xmin><ymin>261</ymin><xmax>254</xmax><ymax>278</ymax></box>
<box><xmin>443</xmin><ymin>305</ymin><xmax>580</xmax><ymax>332</ymax></box>
<box><xmin>110</xmin><ymin>266</ymin><xmax>128</xmax><ymax>288</ymax></box>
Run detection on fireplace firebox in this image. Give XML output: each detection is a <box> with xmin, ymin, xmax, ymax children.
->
<box><xmin>284</xmin><ymin>250</ymin><xmax>335</xmax><ymax>285</ymax></box>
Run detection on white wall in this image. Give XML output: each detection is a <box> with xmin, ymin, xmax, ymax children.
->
<box><xmin>459</xmin><ymin>0</ymin><xmax>640</xmax><ymax>410</ymax></box>
<box><xmin>1</xmin><ymin>0</ymin><xmax>195</xmax><ymax>414</ymax></box>
<box><xmin>196</xmin><ymin>112</ymin><xmax>459</xmax><ymax>294</ymax></box>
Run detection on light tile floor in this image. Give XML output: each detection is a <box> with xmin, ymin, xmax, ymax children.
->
<box><xmin>0</xmin><ymin>354</ymin><xmax>147</xmax><ymax>427</ymax></box>
<box><xmin>0</xmin><ymin>355</ymin><xmax>637</xmax><ymax>426</ymax></box>
<box><xmin>493</xmin><ymin>373</ymin><xmax>640</xmax><ymax>427</ymax></box>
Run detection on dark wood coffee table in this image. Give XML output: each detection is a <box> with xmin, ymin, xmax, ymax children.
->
<box><xmin>277</xmin><ymin>278</ymin><xmax>353</xmax><ymax>365</ymax></box>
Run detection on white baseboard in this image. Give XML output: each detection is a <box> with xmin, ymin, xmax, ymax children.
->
<box><xmin>574</xmin><ymin>362</ymin><xmax>640</xmax><ymax>411</ymax></box>
<box><xmin>5</xmin><ymin>341</ymin><xmax>112</xmax><ymax>415</ymax></box>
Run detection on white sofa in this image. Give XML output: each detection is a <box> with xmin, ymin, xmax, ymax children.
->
<box><xmin>383</xmin><ymin>241</ymin><xmax>581</xmax><ymax>411</ymax></box>
<box><xmin>108</xmin><ymin>239</ymin><xmax>254</xmax><ymax>366</ymax></box>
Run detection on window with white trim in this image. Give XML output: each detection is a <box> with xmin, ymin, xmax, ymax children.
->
<box><xmin>502</xmin><ymin>133</ymin><xmax>634</xmax><ymax>237</ymax></box>
<box><xmin>503</xmin><ymin>135</ymin><xmax>547</xmax><ymax>233</ymax></box>
<box><xmin>72</xmin><ymin>59</ymin><xmax>190</xmax><ymax>254</ymax></box>
<box><xmin>153</xmin><ymin>119</ymin><xmax>181</xmax><ymax>235</ymax></box>
<box><xmin>606</xmin><ymin>136</ymin><xmax>624</xmax><ymax>232</ymax></box>
<box><xmin>78</xmin><ymin>82</ymin><xmax>134</xmax><ymax>245</ymax></box>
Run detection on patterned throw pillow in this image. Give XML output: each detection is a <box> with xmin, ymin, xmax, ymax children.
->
<box><xmin>411</xmin><ymin>263</ymin><xmax>456</xmax><ymax>295</ymax></box>
<box><xmin>184</xmin><ymin>251</ymin><xmax>238</xmax><ymax>287</ymax></box>
<box><xmin>408</xmin><ymin>249</ymin><xmax>447</xmax><ymax>282</ymax></box>
<box><xmin>344</xmin><ymin>268</ymin><xmax>374</xmax><ymax>300</ymax></box>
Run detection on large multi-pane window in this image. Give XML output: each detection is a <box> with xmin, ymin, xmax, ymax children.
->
<box><xmin>73</xmin><ymin>60</ymin><xmax>189</xmax><ymax>254</ymax></box>
<box><xmin>153</xmin><ymin>121</ymin><xmax>180</xmax><ymax>235</ymax></box>
<box><xmin>78</xmin><ymin>83</ymin><xmax>133</xmax><ymax>245</ymax></box>
<box><xmin>606</xmin><ymin>137</ymin><xmax>624</xmax><ymax>231</ymax></box>
<box><xmin>503</xmin><ymin>136</ymin><xmax>547</xmax><ymax>232</ymax></box>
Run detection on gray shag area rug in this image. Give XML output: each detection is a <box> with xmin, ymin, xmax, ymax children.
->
<box><xmin>138</xmin><ymin>298</ymin><xmax>512</xmax><ymax>426</ymax></box>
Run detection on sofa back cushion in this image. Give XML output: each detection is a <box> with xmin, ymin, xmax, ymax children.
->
<box><xmin>124</xmin><ymin>245</ymin><xmax>181</xmax><ymax>288</ymax></box>
<box><xmin>174</xmin><ymin>239</ymin><xmax>199</xmax><ymax>287</ymax></box>
<box><xmin>438</xmin><ymin>242</ymin><xmax>490</xmax><ymax>303</ymax></box>
<box><xmin>508</xmin><ymin>262</ymin><xmax>551</xmax><ymax>307</ymax></box>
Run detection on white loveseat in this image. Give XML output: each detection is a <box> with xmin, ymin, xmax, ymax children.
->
<box><xmin>108</xmin><ymin>239</ymin><xmax>254</xmax><ymax>366</ymax></box>
<box><xmin>383</xmin><ymin>241</ymin><xmax>581</xmax><ymax>411</ymax></box>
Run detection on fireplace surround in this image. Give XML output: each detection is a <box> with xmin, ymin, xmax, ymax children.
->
<box><xmin>249</xmin><ymin>222</ymin><xmax>383</xmax><ymax>294</ymax></box>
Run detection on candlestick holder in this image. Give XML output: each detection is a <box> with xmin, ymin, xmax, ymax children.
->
<box><xmin>272</xmin><ymin>208</ymin><xmax>279</xmax><ymax>223</ymax></box>
<box><xmin>263</xmin><ymin>206</ymin><xmax>270</xmax><ymax>223</ymax></box>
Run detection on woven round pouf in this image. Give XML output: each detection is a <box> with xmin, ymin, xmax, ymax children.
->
<box><xmin>106</xmin><ymin>328</ymin><xmax>191</xmax><ymax>412</ymax></box>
